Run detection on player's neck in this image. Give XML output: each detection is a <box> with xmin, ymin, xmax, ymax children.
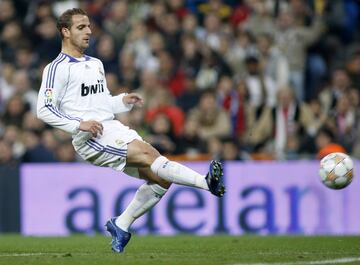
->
<box><xmin>61</xmin><ymin>45</ymin><xmax>85</xmax><ymax>59</ymax></box>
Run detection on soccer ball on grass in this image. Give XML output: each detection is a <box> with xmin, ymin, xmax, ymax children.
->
<box><xmin>319</xmin><ymin>152</ymin><xmax>354</xmax><ymax>190</ymax></box>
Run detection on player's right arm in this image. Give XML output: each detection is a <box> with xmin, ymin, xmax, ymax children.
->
<box><xmin>37</xmin><ymin>62</ymin><xmax>82</xmax><ymax>135</ymax></box>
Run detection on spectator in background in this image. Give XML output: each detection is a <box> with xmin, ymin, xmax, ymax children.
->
<box><xmin>117</xmin><ymin>50</ymin><xmax>140</xmax><ymax>91</ymax></box>
<box><xmin>242</xmin><ymin>0</ymin><xmax>276</xmax><ymax>37</ymax></box>
<box><xmin>159</xmin><ymin>13</ymin><xmax>182</xmax><ymax>56</ymax></box>
<box><xmin>248</xmin><ymin>87</ymin><xmax>315</xmax><ymax>159</ymax></box>
<box><xmin>0</xmin><ymin>0</ymin><xmax>17</xmax><ymax>30</ymax></box>
<box><xmin>226</xmin><ymin>29</ymin><xmax>256</xmax><ymax>76</ymax></box>
<box><xmin>145</xmin><ymin>0</ymin><xmax>167</xmax><ymax>32</ymax></box>
<box><xmin>95</xmin><ymin>33</ymin><xmax>118</xmax><ymax>73</ymax></box>
<box><xmin>315</xmin><ymin>127</ymin><xmax>346</xmax><ymax>160</ymax></box>
<box><xmin>274</xmin><ymin>7</ymin><xmax>325</xmax><ymax>102</ymax></box>
<box><xmin>2</xmin><ymin>95</ymin><xmax>29</xmax><ymax>128</ymax></box>
<box><xmin>256</xmin><ymin>33</ymin><xmax>289</xmax><ymax>89</ymax></box>
<box><xmin>188</xmin><ymin>90</ymin><xmax>231</xmax><ymax>141</ymax></box>
<box><xmin>167</xmin><ymin>0</ymin><xmax>189</xmax><ymax>21</ymax></box>
<box><xmin>135</xmin><ymin>70</ymin><xmax>164</xmax><ymax>109</ymax></box>
<box><xmin>105</xmin><ymin>72</ymin><xmax>122</xmax><ymax>95</ymax></box>
<box><xmin>2</xmin><ymin>125</ymin><xmax>25</xmax><ymax>159</ymax></box>
<box><xmin>196</xmin><ymin>47</ymin><xmax>231</xmax><ymax>90</ymax></box>
<box><xmin>21</xmin><ymin>129</ymin><xmax>57</xmax><ymax>163</ymax></box>
<box><xmin>273</xmin><ymin>87</ymin><xmax>316</xmax><ymax>159</ymax></box>
<box><xmin>0</xmin><ymin>63</ymin><xmax>16</xmax><ymax>112</ymax></box>
<box><xmin>176</xmin><ymin>73</ymin><xmax>201</xmax><ymax>114</ymax></box>
<box><xmin>325</xmin><ymin>95</ymin><xmax>356</xmax><ymax>152</ymax></box>
<box><xmin>145</xmin><ymin>113</ymin><xmax>177</xmax><ymax>155</ymax></box>
<box><xmin>103</xmin><ymin>0</ymin><xmax>130</xmax><ymax>49</ymax></box>
<box><xmin>179</xmin><ymin>34</ymin><xmax>202</xmax><ymax>79</ymax></box>
<box><xmin>176</xmin><ymin>116</ymin><xmax>207</xmax><ymax>156</ymax></box>
<box><xmin>319</xmin><ymin>69</ymin><xmax>351</xmax><ymax>114</ymax></box>
<box><xmin>33</xmin><ymin>16</ymin><xmax>61</xmax><ymax>62</ymax></box>
<box><xmin>197</xmin><ymin>0</ymin><xmax>232</xmax><ymax>21</ymax></box>
<box><xmin>12</xmin><ymin>70</ymin><xmax>38</xmax><ymax>113</ymax></box>
<box><xmin>123</xmin><ymin>21</ymin><xmax>156</xmax><ymax>71</ymax></box>
<box><xmin>346</xmin><ymin>51</ymin><xmax>360</xmax><ymax>89</ymax></box>
<box><xmin>181</xmin><ymin>12</ymin><xmax>204</xmax><ymax>39</ymax></box>
<box><xmin>219</xmin><ymin>137</ymin><xmax>242</xmax><ymax>161</ymax></box>
<box><xmin>120</xmin><ymin>107</ymin><xmax>148</xmax><ymax>139</ymax></box>
<box><xmin>14</xmin><ymin>45</ymin><xmax>36</xmax><ymax>71</ymax></box>
<box><xmin>305</xmin><ymin>98</ymin><xmax>327</xmax><ymax>152</ymax></box>
<box><xmin>206</xmin><ymin>136</ymin><xmax>223</xmax><ymax>160</ymax></box>
<box><xmin>56</xmin><ymin>140</ymin><xmax>76</xmax><ymax>162</ymax></box>
<box><xmin>243</xmin><ymin>55</ymin><xmax>277</xmax><ymax>109</ymax></box>
<box><xmin>0</xmin><ymin>139</ymin><xmax>17</xmax><ymax>166</ymax></box>
<box><xmin>146</xmin><ymin>88</ymin><xmax>185</xmax><ymax>136</ymax></box>
<box><xmin>157</xmin><ymin>50</ymin><xmax>185</xmax><ymax>97</ymax></box>
<box><xmin>199</xmin><ymin>12</ymin><xmax>223</xmax><ymax>51</ymax></box>
<box><xmin>41</xmin><ymin>129</ymin><xmax>59</xmax><ymax>155</ymax></box>
<box><xmin>0</xmin><ymin>20</ymin><xmax>27</xmax><ymax>62</ymax></box>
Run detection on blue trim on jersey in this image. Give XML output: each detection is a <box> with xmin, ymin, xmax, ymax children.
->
<box><xmin>87</xmin><ymin>139</ymin><xmax>127</xmax><ymax>157</ymax></box>
<box><xmin>46</xmin><ymin>105</ymin><xmax>82</xmax><ymax>122</ymax></box>
<box><xmin>47</xmin><ymin>54</ymin><xmax>66</xmax><ymax>88</ymax></box>
<box><xmin>50</xmin><ymin>55</ymin><xmax>66</xmax><ymax>88</ymax></box>
<box><xmin>87</xmin><ymin>139</ymin><xmax>104</xmax><ymax>150</ymax></box>
<box><xmin>106</xmin><ymin>145</ymin><xmax>127</xmax><ymax>153</ymax></box>
<box><xmin>86</xmin><ymin>141</ymin><xmax>103</xmax><ymax>151</ymax></box>
<box><xmin>86</xmin><ymin>142</ymin><xmax>127</xmax><ymax>157</ymax></box>
<box><xmin>46</xmin><ymin>54</ymin><xmax>63</xmax><ymax>88</ymax></box>
<box><xmin>46</xmin><ymin>105</ymin><xmax>62</xmax><ymax>118</ymax></box>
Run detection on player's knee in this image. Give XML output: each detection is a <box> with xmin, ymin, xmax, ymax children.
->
<box><xmin>128</xmin><ymin>140</ymin><xmax>161</xmax><ymax>167</ymax></box>
<box><xmin>141</xmin><ymin>145</ymin><xmax>161</xmax><ymax>167</ymax></box>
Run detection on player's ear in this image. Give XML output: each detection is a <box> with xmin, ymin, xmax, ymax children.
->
<box><xmin>62</xmin><ymin>27</ymin><xmax>70</xmax><ymax>38</ymax></box>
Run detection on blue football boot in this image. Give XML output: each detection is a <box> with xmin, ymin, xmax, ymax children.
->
<box><xmin>105</xmin><ymin>218</ymin><xmax>131</xmax><ymax>253</ymax></box>
<box><xmin>205</xmin><ymin>160</ymin><xmax>226</xmax><ymax>197</ymax></box>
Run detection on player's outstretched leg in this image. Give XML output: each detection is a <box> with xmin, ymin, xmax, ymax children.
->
<box><xmin>127</xmin><ymin>140</ymin><xmax>226</xmax><ymax>197</ymax></box>
<box><xmin>105</xmin><ymin>218</ymin><xmax>131</xmax><ymax>253</ymax></box>
<box><xmin>205</xmin><ymin>160</ymin><xmax>226</xmax><ymax>197</ymax></box>
<box><xmin>150</xmin><ymin>155</ymin><xmax>226</xmax><ymax>197</ymax></box>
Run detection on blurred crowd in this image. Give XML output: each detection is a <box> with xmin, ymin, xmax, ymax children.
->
<box><xmin>1</xmin><ymin>0</ymin><xmax>360</xmax><ymax>165</ymax></box>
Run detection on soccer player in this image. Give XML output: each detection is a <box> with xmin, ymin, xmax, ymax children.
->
<box><xmin>36</xmin><ymin>8</ymin><xmax>225</xmax><ymax>253</ymax></box>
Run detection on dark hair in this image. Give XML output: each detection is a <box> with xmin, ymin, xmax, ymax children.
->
<box><xmin>56</xmin><ymin>8</ymin><xmax>88</xmax><ymax>39</ymax></box>
<box><xmin>318</xmin><ymin>127</ymin><xmax>335</xmax><ymax>142</ymax></box>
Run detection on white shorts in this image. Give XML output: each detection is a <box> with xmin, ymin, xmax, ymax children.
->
<box><xmin>72</xmin><ymin>120</ymin><xmax>142</xmax><ymax>174</ymax></box>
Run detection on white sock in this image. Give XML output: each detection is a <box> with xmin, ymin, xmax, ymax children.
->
<box><xmin>115</xmin><ymin>183</ymin><xmax>167</xmax><ymax>232</ymax></box>
<box><xmin>150</xmin><ymin>156</ymin><xmax>209</xmax><ymax>190</ymax></box>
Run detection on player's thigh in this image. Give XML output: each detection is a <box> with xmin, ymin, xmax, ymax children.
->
<box><xmin>126</xmin><ymin>139</ymin><xmax>160</xmax><ymax>167</ymax></box>
<box><xmin>138</xmin><ymin>167</ymin><xmax>171</xmax><ymax>189</ymax></box>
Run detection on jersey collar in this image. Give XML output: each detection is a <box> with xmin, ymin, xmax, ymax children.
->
<box><xmin>61</xmin><ymin>52</ymin><xmax>91</xmax><ymax>62</ymax></box>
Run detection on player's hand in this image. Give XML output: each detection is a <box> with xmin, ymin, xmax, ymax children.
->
<box><xmin>123</xmin><ymin>93</ymin><xmax>144</xmax><ymax>107</ymax></box>
<box><xmin>79</xmin><ymin>120</ymin><xmax>103</xmax><ymax>137</ymax></box>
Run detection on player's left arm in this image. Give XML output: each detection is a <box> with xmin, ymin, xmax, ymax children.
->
<box><xmin>108</xmin><ymin>93</ymin><xmax>143</xmax><ymax>113</ymax></box>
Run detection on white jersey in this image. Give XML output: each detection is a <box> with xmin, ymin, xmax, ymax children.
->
<box><xmin>37</xmin><ymin>52</ymin><xmax>132</xmax><ymax>135</ymax></box>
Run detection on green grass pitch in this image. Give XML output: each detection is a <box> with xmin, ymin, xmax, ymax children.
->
<box><xmin>0</xmin><ymin>235</ymin><xmax>360</xmax><ymax>265</ymax></box>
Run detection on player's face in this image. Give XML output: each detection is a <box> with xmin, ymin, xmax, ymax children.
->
<box><xmin>68</xmin><ymin>15</ymin><xmax>91</xmax><ymax>51</ymax></box>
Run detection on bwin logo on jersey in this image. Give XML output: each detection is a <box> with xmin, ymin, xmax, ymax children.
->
<box><xmin>81</xmin><ymin>80</ymin><xmax>105</xmax><ymax>96</ymax></box>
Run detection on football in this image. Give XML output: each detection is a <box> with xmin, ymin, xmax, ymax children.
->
<box><xmin>319</xmin><ymin>152</ymin><xmax>354</xmax><ymax>190</ymax></box>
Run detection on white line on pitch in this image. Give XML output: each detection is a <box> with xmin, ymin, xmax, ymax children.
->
<box><xmin>231</xmin><ymin>257</ymin><xmax>360</xmax><ymax>265</ymax></box>
<box><xmin>0</xmin><ymin>253</ymin><xmax>93</xmax><ymax>257</ymax></box>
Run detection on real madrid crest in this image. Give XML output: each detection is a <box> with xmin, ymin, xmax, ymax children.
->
<box><xmin>115</xmin><ymin>139</ymin><xmax>123</xmax><ymax>146</ymax></box>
